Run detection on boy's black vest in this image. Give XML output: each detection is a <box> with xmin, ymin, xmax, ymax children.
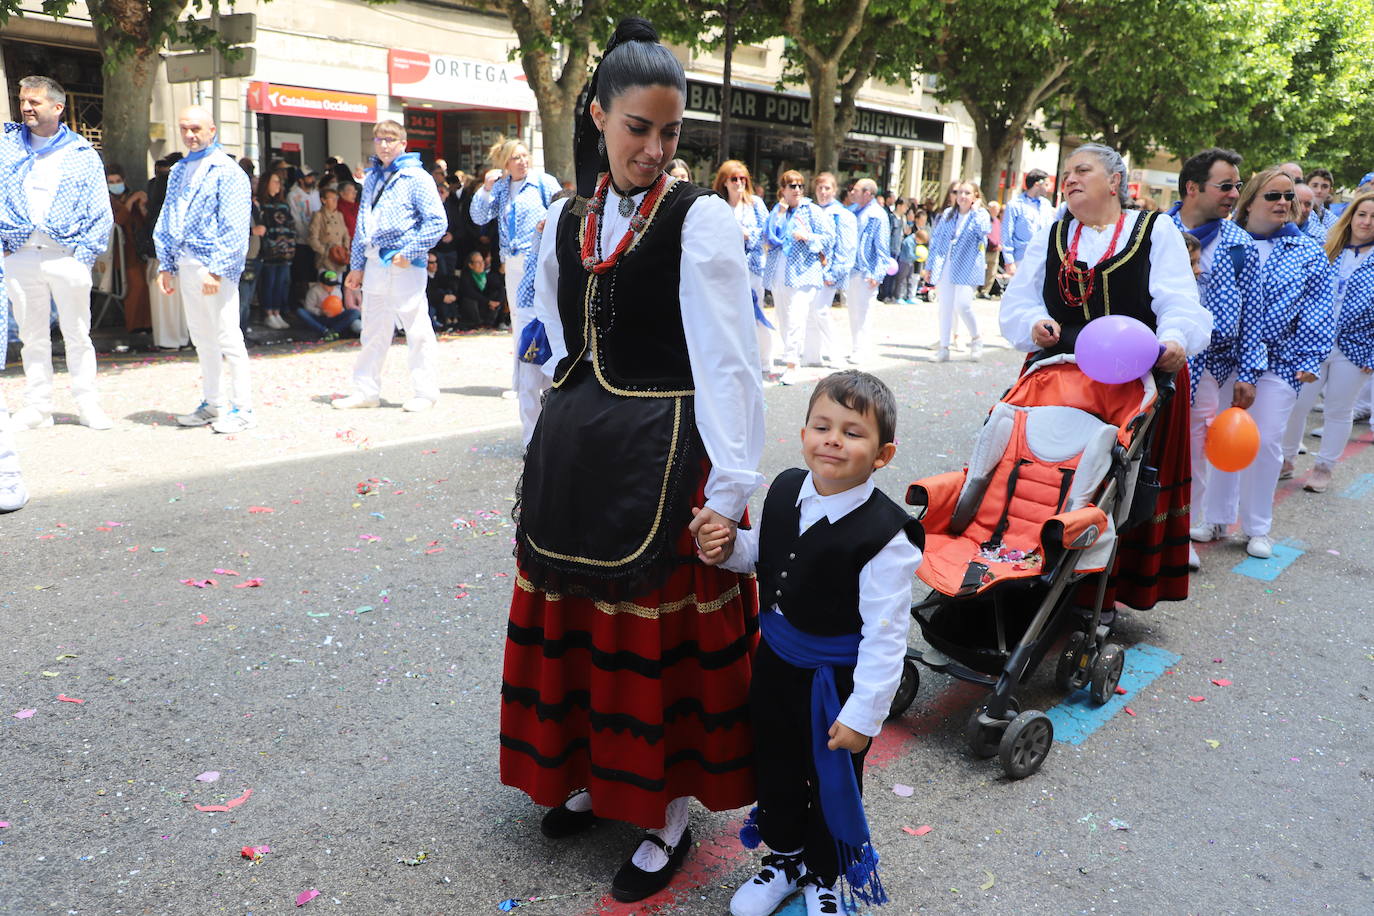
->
<box><xmin>552</xmin><ymin>180</ymin><xmax>710</xmax><ymax>392</ymax></box>
<box><xmin>757</xmin><ymin>468</ymin><xmax>923</xmax><ymax>637</ymax></box>
<box><xmin>1042</xmin><ymin>210</ymin><xmax>1159</xmax><ymax>356</ymax></box>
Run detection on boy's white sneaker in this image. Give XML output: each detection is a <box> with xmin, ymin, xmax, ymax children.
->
<box><xmin>402</xmin><ymin>397</ymin><xmax>434</xmax><ymax>412</ymax></box>
<box><xmin>8</xmin><ymin>406</ymin><xmax>53</xmax><ymax>431</ymax></box>
<box><xmin>802</xmin><ymin>876</ymin><xmax>841</xmax><ymax>916</ymax></box>
<box><xmin>730</xmin><ymin>851</ymin><xmax>807</xmax><ymax>916</ymax></box>
<box><xmin>1189</xmin><ymin>522</ymin><xmax>1226</xmax><ymax>543</ymax></box>
<box><xmin>175</xmin><ymin>401</ymin><xmax>218</xmax><ymax>427</ymax></box>
<box><xmin>1246</xmin><ymin>535</ymin><xmax>1274</xmax><ymax>559</ymax></box>
<box><xmin>211</xmin><ymin>408</ymin><xmax>257</xmax><ymax>435</ymax></box>
<box><xmin>1188</xmin><ymin>544</ymin><xmax>1200</xmax><ymax>571</ymax></box>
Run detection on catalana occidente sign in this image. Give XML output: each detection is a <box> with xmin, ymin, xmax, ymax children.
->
<box><xmin>388</xmin><ymin>49</ymin><xmax>537</xmax><ymax>112</ymax></box>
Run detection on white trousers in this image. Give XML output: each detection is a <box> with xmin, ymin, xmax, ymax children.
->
<box><xmin>750</xmin><ymin>273</ymin><xmax>773</xmax><ymax>371</ymax></box>
<box><xmin>505</xmin><ymin>254</ymin><xmax>550</xmax><ymax>445</ymax></box>
<box><xmin>1189</xmin><ymin>368</ymin><xmax>1236</xmax><ymax>523</ymax></box>
<box><xmin>1355</xmin><ymin>375</ymin><xmax>1373</xmax><ymax>415</ymax></box>
<box><xmin>1204</xmin><ymin>372</ymin><xmax>1295</xmax><ymax>537</ymax></box>
<box><xmin>773</xmin><ymin>284</ymin><xmax>823</xmax><ymax>367</ymax></box>
<box><xmin>1283</xmin><ymin>350</ymin><xmax>1370</xmax><ymax>467</ymax></box>
<box><xmin>5</xmin><ymin>242</ymin><xmax>98</xmax><ymax>411</ymax></box>
<box><xmin>180</xmin><ymin>257</ymin><xmax>253</xmax><ymax>411</ymax></box>
<box><xmin>354</xmin><ymin>254</ymin><xmax>437</xmax><ymax>402</ymax></box>
<box><xmin>845</xmin><ymin>273</ymin><xmax>881</xmax><ymax>359</ymax></box>
<box><xmin>937</xmin><ymin>282</ymin><xmax>979</xmax><ymax>349</ymax></box>
<box><xmin>148</xmin><ymin>258</ymin><xmax>189</xmax><ymax>349</ymax></box>
<box><xmin>801</xmin><ymin>285</ymin><xmax>837</xmax><ymax>365</ymax></box>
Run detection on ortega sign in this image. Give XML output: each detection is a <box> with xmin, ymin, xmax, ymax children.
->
<box><xmin>388</xmin><ymin>49</ymin><xmax>537</xmax><ymax>111</ymax></box>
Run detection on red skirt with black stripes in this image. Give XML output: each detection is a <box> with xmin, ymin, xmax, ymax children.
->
<box><xmin>499</xmin><ymin>524</ymin><xmax>760</xmax><ymax>829</ymax></box>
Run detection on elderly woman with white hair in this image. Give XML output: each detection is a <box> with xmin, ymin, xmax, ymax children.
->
<box><xmin>999</xmin><ymin>143</ymin><xmax>1212</xmax><ymax>615</ymax></box>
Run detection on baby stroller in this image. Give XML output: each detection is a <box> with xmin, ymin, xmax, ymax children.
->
<box><xmin>888</xmin><ymin>354</ymin><xmax>1176</xmax><ymax>779</ymax></box>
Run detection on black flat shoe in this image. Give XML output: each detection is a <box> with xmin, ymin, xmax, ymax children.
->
<box><xmin>609</xmin><ymin>827</ymin><xmax>692</xmax><ymax>903</ymax></box>
<box><xmin>539</xmin><ymin>802</ymin><xmax>598</xmax><ymax>839</ymax></box>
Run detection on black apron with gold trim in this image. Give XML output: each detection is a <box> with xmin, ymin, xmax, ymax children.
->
<box><xmin>514</xmin><ymin>180</ymin><xmax>712</xmax><ymax>601</ymax></box>
<box><xmin>1041</xmin><ymin>210</ymin><xmax>1158</xmax><ymax>356</ymax></box>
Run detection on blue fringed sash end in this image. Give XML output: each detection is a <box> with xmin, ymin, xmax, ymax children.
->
<box><xmin>739</xmin><ymin>806</ymin><xmax>762</xmax><ymax>849</ymax></box>
<box><xmin>839</xmin><ymin>841</ymin><xmax>889</xmax><ymax>909</ymax></box>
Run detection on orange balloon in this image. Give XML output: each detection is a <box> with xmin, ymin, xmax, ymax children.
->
<box><xmin>1205</xmin><ymin>407</ymin><xmax>1260</xmax><ymax>472</ymax></box>
<box><xmin>320</xmin><ymin>294</ymin><xmax>344</xmax><ymax>318</ymax></box>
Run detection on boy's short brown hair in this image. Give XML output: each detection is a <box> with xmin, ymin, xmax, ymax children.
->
<box><xmin>807</xmin><ymin>370</ymin><xmax>898</xmax><ymax>445</ymax></box>
<box><xmin>373</xmin><ymin>119</ymin><xmax>406</xmax><ymax>140</ymax></box>
<box><xmin>1181</xmin><ymin>232</ymin><xmax>1201</xmax><ymax>255</ymax></box>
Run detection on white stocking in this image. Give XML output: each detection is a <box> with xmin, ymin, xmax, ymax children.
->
<box><xmin>631</xmin><ymin>796</ymin><xmax>690</xmax><ymax>871</ymax></box>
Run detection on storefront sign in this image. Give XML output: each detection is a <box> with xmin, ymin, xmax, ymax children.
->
<box><xmin>686</xmin><ymin>80</ymin><xmax>943</xmax><ymax>146</ymax></box>
<box><xmin>388</xmin><ymin>49</ymin><xmax>537</xmax><ymax>112</ymax></box>
<box><xmin>247</xmin><ymin>82</ymin><xmax>377</xmax><ymax>123</ymax></box>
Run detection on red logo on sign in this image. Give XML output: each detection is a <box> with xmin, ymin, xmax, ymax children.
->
<box><xmin>389</xmin><ymin>49</ymin><xmax>432</xmax><ymax>85</ymax></box>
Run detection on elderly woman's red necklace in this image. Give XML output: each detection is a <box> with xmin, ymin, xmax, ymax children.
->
<box><xmin>1058</xmin><ymin>212</ymin><xmax>1127</xmax><ymax>311</ymax></box>
<box><xmin>581</xmin><ymin>172</ymin><xmax>668</xmax><ymax>274</ymax></box>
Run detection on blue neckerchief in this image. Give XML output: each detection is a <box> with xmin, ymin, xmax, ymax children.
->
<box><xmin>1166</xmin><ymin>202</ymin><xmax>1222</xmax><ymax>249</ymax></box>
<box><xmin>846</xmin><ymin>201</ymin><xmax>862</xmax><ymax>214</ymax></box>
<box><xmin>1347</xmin><ymin>242</ymin><xmax>1373</xmax><ymax>256</ymax></box>
<box><xmin>368</xmin><ymin>152</ymin><xmax>422</xmax><ymax>209</ymax></box>
<box><xmin>20</xmin><ymin>122</ymin><xmax>79</xmax><ymax>158</ymax></box>
<box><xmin>758</xmin><ymin>610</ymin><xmax>888</xmax><ymax>909</ymax></box>
<box><xmin>765</xmin><ymin>203</ymin><xmax>797</xmax><ymax>247</ymax></box>
<box><xmin>181</xmin><ymin>140</ymin><xmax>222</xmax><ymax>163</ymax></box>
<box><xmin>1248</xmin><ymin>222</ymin><xmax>1301</xmax><ymax>243</ymax></box>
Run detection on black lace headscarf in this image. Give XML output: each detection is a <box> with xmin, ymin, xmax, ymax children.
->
<box><xmin>572</xmin><ymin>17</ymin><xmax>688</xmax><ymax>200</ymax></box>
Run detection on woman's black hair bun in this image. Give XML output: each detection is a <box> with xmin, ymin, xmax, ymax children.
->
<box><xmin>610</xmin><ymin>16</ymin><xmax>659</xmax><ymax>48</ymax></box>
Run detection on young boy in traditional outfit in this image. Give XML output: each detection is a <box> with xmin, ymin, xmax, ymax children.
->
<box><xmin>697</xmin><ymin>370</ymin><xmax>923</xmax><ymax>916</ymax></box>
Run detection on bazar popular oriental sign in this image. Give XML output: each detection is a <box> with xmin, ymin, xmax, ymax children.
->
<box><xmin>686</xmin><ymin>80</ymin><xmax>942</xmax><ymax>145</ymax></box>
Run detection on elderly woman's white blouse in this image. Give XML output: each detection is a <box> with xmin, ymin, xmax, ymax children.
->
<box><xmin>999</xmin><ymin>209</ymin><xmax>1212</xmax><ymax>355</ymax></box>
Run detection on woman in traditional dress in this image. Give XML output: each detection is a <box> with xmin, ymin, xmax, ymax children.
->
<box><xmin>499</xmin><ymin>17</ymin><xmax>765</xmax><ymax>904</ymax></box>
<box><xmin>999</xmin><ymin>143</ymin><xmax>1212</xmax><ymax>615</ymax></box>
<box><xmin>714</xmin><ymin>159</ymin><xmax>774</xmax><ymax>375</ymax></box>
<box><xmin>1280</xmin><ymin>193</ymin><xmax>1374</xmax><ymax>492</ymax></box>
<box><xmin>1194</xmin><ymin>168</ymin><xmax>1335</xmax><ymax>556</ymax></box>
<box><xmin>923</xmin><ymin>180</ymin><xmax>991</xmax><ymax>361</ymax></box>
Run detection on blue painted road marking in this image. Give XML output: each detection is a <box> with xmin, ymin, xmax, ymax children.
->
<box><xmin>1231</xmin><ymin>538</ymin><xmax>1305</xmax><ymax>581</ymax></box>
<box><xmin>1048</xmin><ymin>643</ymin><xmax>1181</xmax><ymax>745</ymax></box>
<box><xmin>1337</xmin><ymin>472</ymin><xmax>1374</xmax><ymax>500</ymax></box>
<box><xmin>777</xmin><ymin>899</ymin><xmax>872</xmax><ymax>916</ymax></box>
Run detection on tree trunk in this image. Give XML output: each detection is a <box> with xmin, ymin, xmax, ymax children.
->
<box><xmin>811</xmin><ymin>64</ymin><xmax>839</xmax><ymax>174</ymax></box>
<box><xmin>536</xmin><ymin>91</ymin><xmax>577</xmax><ymax>181</ymax></box>
<box><xmin>92</xmin><ymin>34</ymin><xmax>162</xmax><ymax>188</ymax></box>
<box><xmin>718</xmin><ymin>14</ymin><xmax>736</xmax><ymax>161</ymax></box>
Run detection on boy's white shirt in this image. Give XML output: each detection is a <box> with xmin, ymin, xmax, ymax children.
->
<box><xmin>724</xmin><ymin>472</ymin><xmax>921</xmax><ymax>737</ymax></box>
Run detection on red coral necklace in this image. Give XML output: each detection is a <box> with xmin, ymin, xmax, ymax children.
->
<box><xmin>580</xmin><ymin>172</ymin><xmax>670</xmax><ymax>275</ymax></box>
<box><xmin>1058</xmin><ymin>212</ymin><xmax>1127</xmax><ymax>314</ymax></box>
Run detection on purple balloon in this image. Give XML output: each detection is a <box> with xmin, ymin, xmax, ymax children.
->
<box><xmin>885</xmin><ymin>258</ymin><xmax>899</xmax><ymax>276</ymax></box>
<box><xmin>1074</xmin><ymin>315</ymin><xmax>1159</xmax><ymax>384</ymax></box>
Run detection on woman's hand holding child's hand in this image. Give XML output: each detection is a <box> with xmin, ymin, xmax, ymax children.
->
<box><xmin>690</xmin><ymin>507</ymin><xmax>736</xmax><ymax>565</ymax></box>
<box><xmin>827</xmin><ymin>720</ymin><xmax>869</xmax><ymax>753</ymax></box>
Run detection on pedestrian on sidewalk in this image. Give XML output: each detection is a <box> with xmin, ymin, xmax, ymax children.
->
<box><xmin>764</xmin><ymin>169</ymin><xmax>833</xmax><ymax>384</ymax></box>
<box><xmin>469</xmin><ymin>137</ymin><xmax>560</xmax><ymax>443</ymax></box>
<box><xmin>978</xmin><ymin>199</ymin><xmax>1002</xmax><ymax>298</ymax></box>
<box><xmin>335</xmin><ymin>119</ymin><xmax>447</xmax><ymax>413</ymax></box>
<box><xmin>808</xmin><ymin>171</ymin><xmax>856</xmax><ymax>367</ymax></box>
<box><xmin>256</xmin><ymin>171</ymin><xmax>295</xmax><ymax>331</ymax></box>
<box><xmin>1</xmin><ymin>75</ymin><xmax>114</xmax><ymax>431</ymax></box>
<box><xmin>1001</xmin><ymin>169</ymin><xmax>1053</xmax><ymax>279</ymax></box>
<box><xmin>924</xmin><ymin>180</ymin><xmax>990</xmax><ymax>361</ymax></box>
<box><xmin>287</xmin><ymin>165</ymin><xmax>321</xmax><ymax>310</ymax></box>
<box><xmin>142</xmin><ymin>154</ymin><xmax>190</xmax><ymax>350</ymax></box>
<box><xmin>153</xmin><ymin>105</ymin><xmax>256</xmax><ymax>435</ymax></box>
<box><xmin>1280</xmin><ymin>193</ymin><xmax>1374</xmax><ymax>494</ymax></box>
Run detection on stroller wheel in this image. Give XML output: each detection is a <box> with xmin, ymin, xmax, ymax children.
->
<box><xmin>887</xmin><ymin>659</ymin><xmax>920</xmax><ymax>720</ymax></box>
<box><xmin>1090</xmin><ymin>643</ymin><xmax>1125</xmax><ymax>704</ymax></box>
<box><xmin>965</xmin><ymin>698</ymin><xmax>1020</xmax><ymax>759</ymax></box>
<box><xmin>1055</xmin><ymin>631</ymin><xmax>1090</xmax><ymax>692</ymax></box>
<box><xmin>999</xmin><ymin>711</ymin><xmax>1054</xmax><ymax>779</ymax></box>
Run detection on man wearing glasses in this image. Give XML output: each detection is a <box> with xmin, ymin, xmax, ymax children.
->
<box><xmin>335</xmin><ymin>120</ymin><xmax>447</xmax><ymax>412</ymax></box>
<box><xmin>1000</xmin><ymin>169</ymin><xmax>1051</xmax><ymax>278</ymax></box>
<box><xmin>1165</xmin><ymin>147</ymin><xmax>1262</xmax><ymax>571</ymax></box>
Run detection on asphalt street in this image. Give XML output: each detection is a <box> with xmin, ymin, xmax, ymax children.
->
<box><xmin>1</xmin><ymin>300</ymin><xmax>1371</xmax><ymax>915</ymax></box>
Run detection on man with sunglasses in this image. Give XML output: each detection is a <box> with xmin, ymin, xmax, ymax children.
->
<box><xmin>1167</xmin><ymin>147</ymin><xmax>1262</xmax><ymax>571</ymax></box>
<box><xmin>1001</xmin><ymin>169</ymin><xmax>1051</xmax><ymax>279</ymax></box>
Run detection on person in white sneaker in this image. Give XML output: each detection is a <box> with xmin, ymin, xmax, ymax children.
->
<box><xmin>923</xmin><ymin>181</ymin><xmax>990</xmax><ymax>362</ymax></box>
<box><xmin>0</xmin><ymin>259</ymin><xmax>30</xmax><ymax>512</ymax></box>
<box><xmin>0</xmin><ymin>75</ymin><xmax>113</xmax><ymax>432</ymax></box>
<box><xmin>153</xmin><ymin>106</ymin><xmax>255</xmax><ymax>435</ymax></box>
<box><xmin>846</xmin><ymin>180</ymin><xmax>888</xmax><ymax>365</ymax></box>
<box><xmin>1202</xmin><ymin>168</ymin><xmax>1336</xmax><ymax>559</ymax></box>
<box><xmin>336</xmin><ymin>120</ymin><xmax>446</xmax><ymax>413</ymax></box>
<box><xmin>1280</xmin><ymin>192</ymin><xmax>1374</xmax><ymax>495</ymax></box>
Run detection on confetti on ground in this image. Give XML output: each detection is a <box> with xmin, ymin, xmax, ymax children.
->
<box><xmin>233</xmin><ymin>578</ymin><xmax>265</xmax><ymax>588</ymax></box>
<box><xmin>0</xmin><ymin>822</ymin><xmax>9</xmax><ymax>828</ymax></box>
<box><xmin>980</xmin><ymin>871</ymin><xmax>995</xmax><ymax>890</ymax></box>
<box><xmin>295</xmin><ymin>889</ymin><xmax>319</xmax><ymax>907</ymax></box>
<box><xmin>1124</xmin><ymin>707</ymin><xmax>1136</xmax><ymax>716</ymax></box>
<box><xmin>41</xmin><ymin>671</ymin><xmax>59</xmax><ymax>677</ymax></box>
<box><xmin>1205</xmin><ymin>739</ymin><xmax>1221</xmax><ymax>749</ymax></box>
<box><xmin>1188</xmin><ymin>696</ymin><xmax>1206</xmax><ymax>702</ymax></box>
<box><xmin>1211</xmin><ymin>679</ymin><xmax>1232</xmax><ymax>687</ymax></box>
<box><xmin>1114</xmin><ymin>686</ymin><xmax>1127</xmax><ymax>695</ymax></box>
<box><xmin>13</xmin><ymin>709</ymin><xmax>36</xmax><ymax>719</ymax></box>
<box><xmin>56</xmin><ymin>695</ymin><xmax>85</xmax><ymax>704</ymax></box>
<box><xmin>353</xmin><ymin>606</ymin><xmax>374</xmax><ymax>615</ymax></box>
<box><xmin>196</xmin><ymin>772</ymin><xmax>220</xmax><ymax>782</ymax></box>
<box><xmin>180</xmin><ymin>578</ymin><xmax>218</xmax><ymax>588</ymax></box>
<box><xmin>1108</xmin><ymin>819</ymin><xmax>1130</xmax><ymax>831</ymax></box>
<box><xmin>307</xmin><ymin>611</ymin><xmax>330</xmax><ymax>618</ymax></box>
<box><xmin>903</xmin><ymin>825</ymin><xmax>933</xmax><ymax>836</ymax></box>
<box><xmin>398</xmin><ymin>850</ymin><xmax>428</xmax><ymax>866</ymax></box>
<box><xmin>194</xmin><ymin>614</ymin><xmax>210</xmax><ymax>625</ymax></box>
<box><xmin>194</xmin><ymin>788</ymin><xmax>253</xmax><ymax>812</ymax></box>
<box><xmin>892</xmin><ymin>784</ymin><xmax>914</xmax><ymax>797</ymax></box>
<box><xmin>248</xmin><ymin>506</ymin><xmax>276</xmax><ymax>514</ymax></box>
<box><xmin>55</xmin><ymin>653</ymin><xmax>78</xmax><ymax>660</ymax></box>
<box><xmin>213</xmin><ymin>568</ymin><xmax>240</xmax><ymax>576</ymax></box>
<box><xmin>241</xmin><ymin>845</ymin><xmax>271</xmax><ymax>860</ymax></box>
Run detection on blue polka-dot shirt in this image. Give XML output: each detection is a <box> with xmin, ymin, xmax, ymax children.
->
<box><xmin>0</xmin><ymin>122</ymin><xmax>112</xmax><ymax>267</ymax></box>
<box><xmin>469</xmin><ymin>171</ymin><xmax>560</xmax><ymax>261</ymax></box>
<box><xmin>153</xmin><ymin>148</ymin><xmax>252</xmax><ymax>283</ymax></box>
<box><xmin>1240</xmin><ymin>230</ymin><xmax>1336</xmax><ymax>391</ymax></box>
